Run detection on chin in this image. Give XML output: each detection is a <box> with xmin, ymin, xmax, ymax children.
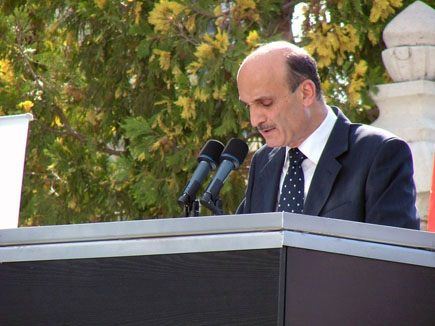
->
<box><xmin>264</xmin><ymin>140</ymin><xmax>284</xmax><ymax>148</ymax></box>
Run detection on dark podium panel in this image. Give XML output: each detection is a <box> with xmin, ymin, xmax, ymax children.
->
<box><xmin>1</xmin><ymin>249</ymin><xmax>285</xmax><ymax>325</ymax></box>
<box><xmin>285</xmin><ymin>248</ymin><xmax>434</xmax><ymax>326</ymax></box>
<box><xmin>0</xmin><ymin>213</ymin><xmax>434</xmax><ymax>325</ymax></box>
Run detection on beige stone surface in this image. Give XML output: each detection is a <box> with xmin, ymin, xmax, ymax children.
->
<box><xmin>371</xmin><ymin>1</ymin><xmax>435</xmax><ymax>229</ymax></box>
<box><xmin>383</xmin><ymin>1</ymin><xmax>435</xmax><ymax>48</ymax></box>
<box><xmin>382</xmin><ymin>46</ymin><xmax>435</xmax><ymax>82</ymax></box>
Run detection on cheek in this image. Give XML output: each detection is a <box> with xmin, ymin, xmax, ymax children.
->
<box><xmin>274</xmin><ymin>105</ymin><xmax>293</xmax><ymax>127</ymax></box>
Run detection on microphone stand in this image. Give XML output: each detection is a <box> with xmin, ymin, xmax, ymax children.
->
<box><xmin>181</xmin><ymin>198</ymin><xmax>200</xmax><ymax>217</ymax></box>
<box><xmin>200</xmin><ymin>193</ymin><xmax>223</xmax><ymax>215</ymax></box>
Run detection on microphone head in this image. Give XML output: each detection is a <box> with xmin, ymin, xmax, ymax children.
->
<box><xmin>220</xmin><ymin>138</ymin><xmax>249</xmax><ymax>169</ymax></box>
<box><xmin>197</xmin><ymin>139</ymin><xmax>225</xmax><ymax>170</ymax></box>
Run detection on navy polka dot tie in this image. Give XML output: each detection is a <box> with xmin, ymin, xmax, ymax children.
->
<box><xmin>278</xmin><ymin>148</ymin><xmax>306</xmax><ymax>213</ymax></box>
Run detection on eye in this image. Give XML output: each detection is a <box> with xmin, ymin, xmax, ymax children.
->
<box><xmin>261</xmin><ymin>99</ymin><xmax>272</xmax><ymax>107</ymax></box>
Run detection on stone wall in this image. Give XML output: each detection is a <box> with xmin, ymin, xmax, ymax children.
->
<box><xmin>370</xmin><ymin>1</ymin><xmax>435</xmax><ymax>230</ymax></box>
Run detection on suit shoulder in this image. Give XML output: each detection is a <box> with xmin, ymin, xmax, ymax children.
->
<box><xmin>350</xmin><ymin>123</ymin><xmax>408</xmax><ymax>146</ymax></box>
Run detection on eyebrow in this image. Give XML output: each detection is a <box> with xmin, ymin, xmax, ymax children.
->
<box><xmin>239</xmin><ymin>96</ymin><xmax>273</xmax><ymax>106</ymax></box>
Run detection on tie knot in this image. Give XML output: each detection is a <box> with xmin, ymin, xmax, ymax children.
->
<box><xmin>288</xmin><ymin>148</ymin><xmax>306</xmax><ymax>166</ymax></box>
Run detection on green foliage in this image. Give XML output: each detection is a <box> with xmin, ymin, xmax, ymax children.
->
<box><xmin>299</xmin><ymin>0</ymin><xmax>430</xmax><ymax>122</ymax></box>
<box><xmin>0</xmin><ymin>0</ymin><xmax>422</xmax><ymax>225</ymax></box>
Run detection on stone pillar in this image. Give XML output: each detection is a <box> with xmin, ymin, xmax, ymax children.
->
<box><xmin>371</xmin><ymin>1</ymin><xmax>435</xmax><ymax>230</ymax></box>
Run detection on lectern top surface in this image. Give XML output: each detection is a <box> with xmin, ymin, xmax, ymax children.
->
<box><xmin>0</xmin><ymin>212</ymin><xmax>433</xmax><ymax>251</ymax></box>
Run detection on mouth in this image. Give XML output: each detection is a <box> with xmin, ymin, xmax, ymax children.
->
<box><xmin>258</xmin><ymin>124</ymin><xmax>276</xmax><ymax>136</ymax></box>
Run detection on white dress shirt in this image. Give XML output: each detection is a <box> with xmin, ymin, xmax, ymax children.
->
<box><xmin>278</xmin><ymin>106</ymin><xmax>337</xmax><ymax>205</ymax></box>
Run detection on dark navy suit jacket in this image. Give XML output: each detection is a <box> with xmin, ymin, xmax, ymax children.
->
<box><xmin>236</xmin><ymin>107</ymin><xmax>420</xmax><ymax>229</ymax></box>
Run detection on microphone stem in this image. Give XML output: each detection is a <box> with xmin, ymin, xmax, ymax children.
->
<box><xmin>200</xmin><ymin>193</ymin><xmax>223</xmax><ymax>215</ymax></box>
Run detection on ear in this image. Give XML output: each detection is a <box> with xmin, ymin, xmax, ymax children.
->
<box><xmin>300</xmin><ymin>80</ymin><xmax>316</xmax><ymax>106</ymax></box>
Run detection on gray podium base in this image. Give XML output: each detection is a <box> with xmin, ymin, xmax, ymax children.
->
<box><xmin>1</xmin><ymin>213</ymin><xmax>434</xmax><ymax>325</ymax></box>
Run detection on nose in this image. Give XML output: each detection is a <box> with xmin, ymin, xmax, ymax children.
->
<box><xmin>249</xmin><ymin>105</ymin><xmax>266</xmax><ymax>128</ymax></box>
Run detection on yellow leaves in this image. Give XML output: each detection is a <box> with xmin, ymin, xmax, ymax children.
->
<box><xmin>138</xmin><ymin>152</ymin><xmax>146</xmax><ymax>161</ymax></box>
<box><xmin>135</xmin><ymin>2</ymin><xmax>142</xmax><ymax>25</ymax></box>
<box><xmin>194</xmin><ymin>42</ymin><xmax>215</xmax><ymax>62</ymax></box>
<box><xmin>192</xmin><ymin>28</ymin><xmax>229</xmax><ymax>71</ymax></box>
<box><xmin>194</xmin><ymin>87</ymin><xmax>210</xmax><ymax>102</ymax></box>
<box><xmin>213</xmin><ymin>85</ymin><xmax>227</xmax><ymax>101</ymax></box>
<box><xmin>348</xmin><ymin>60</ymin><xmax>368</xmax><ymax>106</ymax></box>
<box><xmin>47</xmin><ymin>162</ymin><xmax>57</xmax><ymax>171</ymax></box>
<box><xmin>240</xmin><ymin>120</ymin><xmax>250</xmax><ymax>130</ymax></box>
<box><xmin>187</xmin><ymin>61</ymin><xmax>201</xmax><ymax>75</ymax></box>
<box><xmin>321</xmin><ymin>22</ymin><xmax>331</xmax><ymax>34</ymax></box>
<box><xmin>210</xmin><ymin>29</ymin><xmax>229</xmax><ymax>54</ymax></box>
<box><xmin>206</xmin><ymin>123</ymin><xmax>212</xmax><ymax>139</ymax></box>
<box><xmin>149</xmin><ymin>134</ymin><xmax>176</xmax><ymax>155</ymax></box>
<box><xmin>215</xmin><ymin>0</ymin><xmax>258</xmax><ymax>27</ymax></box>
<box><xmin>305</xmin><ymin>30</ymin><xmax>334</xmax><ymax>68</ymax></box>
<box><xmin>370</xmin><ymin>0</ymin><xmax>403</xmax><ymax>23</ymax></box>
<box><xmin>0</xmin><ymin>59</ymin><xmax>15</xmax><ymax>85</ymax></box>
<box><xmin>213</xmin><ymin>5</ymin><xmax>223</xmax><ymax>16</ymax></box>
<box><xmin>321</xmin><ymin>78</ymin><xmax>331</xmax><ymax>93</ymax></box>
<box><xmin>190</xmin><ymin>42</ymin><xmax>214</xmax><ymax>73</ymax></box>
<box><xmin>115</xmin><ymin>86</ymin><xmax>122</xmax><ymax>99</ymax></box>
<box><xmin>94</xmin><ymin>0</ymin><xmax>107</xmax><ymax>9</ymax></box>
<box><xmin>175</xmin><ymin>96</ymin><xmax>196</xmax><ymax>120</ymax></box>
<box><xmin>44</xmin><ymin>40</ymin><xmax>55</xmax><ymax>51</ymax></box>
<box><xmin>53</xmin><ymin>116</ymin><xmax>63</xmax><ymax>127</ymax></box>
<box><xmin>339</xmin><ymin>25</ymin><xmax>359</xmax><ymax>51</ymax></box>
<box><xmin>148</xmin><ymin>0</ymin><xmax>188</xmax><ymax>33</ymax></box>
<box><xmin>232</xmin><ymin>0</ymin><xmax>259</xmax><ymax>23</ymax></box>
<box><xmin>185</xmin><ymin>15</ymin><xmax>196</xmax><ymax>33</ymax></box>
<box><xmin>154</xmin><ymin>115</ymin><xmax>171</xmax><ymax>135</ymax></box>
<box><xmin>336</xmin><ymin>25</ymin><xmax>359</xmax><ymax>65</ymax></box>
<box><xmin>48</xmin><ymin>20</ymin><xmax>61</xmax><ymax>34</ymax></box>
<box><xmin>86</xmin><ymin>110</ymin><xmax>97</xmax><ymax>125</ymax></box>
<box><xmin>150</xmin><ymin>138</ymin><xmax>163</xmax><ymax>152</ymax></box>
<box><xmin>55</xmin><ymin>137</ymin><xmax>64</xmax><ymax>145</ymax></box>
<box><xmin>153</xmin><ymin>49</ymin><xmax>171</xmax><ymax>71</ymax></box>
<box><xmin>18</xmin><ymin>100</ymin><xmax>34</xmax><ymax>112</ymax></box>
<box><xmin>68</xmin><ymin>199</ymin><xmax>77</xmax><ymax>209</ymax></box>
<box><xmin>368</xmin><ymin>29</ymin><xmax>378</xmax><ymax>45</ymax></box>
<box><xmin>306</xmin><ymin>23</ymin><xmax>359</xmax><ymax>68</ymax></box>
<box><xmin>354</xmin><ymin>60</ymin><xmax>368</xmax><ymax>76</ymax></box>
<box><xmin>246</xmin><ymin>30</ymin><xmax>259</xmax><ymax>48</ymax></box>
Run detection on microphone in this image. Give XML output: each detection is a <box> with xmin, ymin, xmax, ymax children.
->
<box><xmin>200</xmin><ymin>138</ymin><xmax>249</xmax><ymax>214</ymax></box>
<box><xmin>178</xmin><ymin>139</ymin><xmax>225</xmax><ymax>215</ymax></box>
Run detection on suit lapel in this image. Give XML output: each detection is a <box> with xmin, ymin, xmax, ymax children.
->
<box><xmin>252</xmin><ymin>147</ymin><xmax>285</xmax><ymax>212</ymax></box>
<box><xmin>304</xmin><ymin>108</ymin><xmax>350</xmax><ymax>216</ymax></box>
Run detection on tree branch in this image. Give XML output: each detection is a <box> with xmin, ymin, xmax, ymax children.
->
<box><xmin>187</xmin><ymin>5</ymin><xmax>219</xmax><ymax>19</ymax></box>
<box><xmin>279</xmin><ymin>0</ymin><xmax>305</xmax><ymax>41</ymax></box>
<box><xmin>14</xmin><ymin>17</ymin><xmax>126</xmax><ymax>157</ymax></box>
<box><xmin>40</xmin><ymin>124</ymin><xmax>126</xmax><ymax>156</ymax></box>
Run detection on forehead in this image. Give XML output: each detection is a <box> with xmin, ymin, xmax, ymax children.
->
<box><xmin>237</xmin><ymin>53</ymin><xmax>289</xmax><ymax>102</ymax></box>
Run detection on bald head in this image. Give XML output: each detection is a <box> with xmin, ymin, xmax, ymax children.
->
<box><xmin>238</xmin><ymin>41</ymin><xmax>322</xmax><ymax>100</ymax></box>
<box><xmin>237</xmin><ymin>41</ymin><xmax>328</xmax><ymax>148</ymax></box>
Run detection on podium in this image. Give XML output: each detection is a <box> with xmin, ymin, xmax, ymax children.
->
<box><xmin>0</xmin><ymin>213</ymin><xmax>434</xmax><ymax>325</ymax></box>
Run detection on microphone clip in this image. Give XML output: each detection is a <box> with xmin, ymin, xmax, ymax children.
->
<box><xmin>200</xmin><ymin>192</ymin><xmax>223</xmax><ymax>215</ymax></box>
<box><xmin>180</xmin><ymin>197</ymin><xmax>200</xmax><ymax>217</ymax></box>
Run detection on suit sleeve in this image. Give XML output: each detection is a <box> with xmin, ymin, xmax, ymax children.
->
<box><xmin>236</xmin><ymin>152</ymin><xmax>258</xmax><ymax>215</ymax></box>
<box><xmin>365</xmin><ymin>138</ymin><xmax>420</xmax><ymax>229</ymax></box>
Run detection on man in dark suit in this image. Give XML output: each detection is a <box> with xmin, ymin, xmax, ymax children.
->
<box><xmin>236</xmin><ymin>41</ymin><xmax>419</xmax><ymax>229</ymax></box>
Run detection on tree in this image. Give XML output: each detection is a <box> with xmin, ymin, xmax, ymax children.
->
<box><xmin>0</xmin><ymin>0</ymin><xmax>422</xmax><ymax>225</ymax></box>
